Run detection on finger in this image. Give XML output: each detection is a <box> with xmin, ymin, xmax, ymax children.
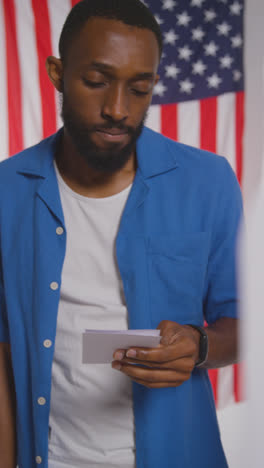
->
<box><xmin>157</xmin><ymin>320</ymin><xmax>183</xmax><ymax>345</ymax></box>
<box><xmin>116</xmin><ymin>356</ymin><xmax>195</xmax><ymax>373</ymax></box>
<box><xmin>124</xmin><ymin>337</ymin><xmax>196</xmax><ymax>363</ymax></box>
<box><xmin>112</xmin><ymin>362</ymin><xmax>189</xmax><ymax>383</ymax></box>
<box><xmin>113</xmin><ymin>349</ymin><xmax>126</xmax><ymax>360</ymax></box>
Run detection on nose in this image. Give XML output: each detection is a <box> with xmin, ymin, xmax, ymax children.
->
<box><xmin>102</xmin><ymin>83</ymin><xmax>129</xmax><ymax>122</ymax></box>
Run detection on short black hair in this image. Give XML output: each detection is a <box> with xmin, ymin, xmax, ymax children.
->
<box><xmin>59</xmin><ymin>0</ymin><xmax>163</xmax><ymax>63</ymax></box>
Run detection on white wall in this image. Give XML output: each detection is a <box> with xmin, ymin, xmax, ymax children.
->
<box><xmin>218</xmin><ymin>402</ymin><xmax>248</xmax><ymax>467</ymax></box>
<box><xmin>217</xmin><ymin>1</ymin><xmax>264</xmax><ymax>466</ymax></box>
<box><xmin>242</xmin><ymin>0</ymin><xmax>264</xmax><ymax>207</ymax></box>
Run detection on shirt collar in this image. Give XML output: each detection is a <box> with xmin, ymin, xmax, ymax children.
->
<box><xmin>16</xmin><ymin>126</ymin><xmax>179</xmax><ymax>179</ymax></box>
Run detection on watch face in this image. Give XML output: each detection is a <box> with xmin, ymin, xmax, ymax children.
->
<box><xmin>199</xmin><ymin>333</ymin><xmax>209</xmax><ymax>365</ymax></box>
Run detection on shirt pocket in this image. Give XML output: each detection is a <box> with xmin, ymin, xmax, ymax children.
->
<box><xmin>147</xmin><ymin>232</ymin><xmax>209</xmax><ymax>326</ymax></box>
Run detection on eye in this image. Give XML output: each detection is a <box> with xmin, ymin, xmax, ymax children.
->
<box><xmin>82</xmin><ymin>78</ymin><xmax>106</xmax><ymax>88</ymax></box>
<box><xmin>131</xmin><ymin>89</ymin><xmax>150</xmax><ymax>97</ymax></box>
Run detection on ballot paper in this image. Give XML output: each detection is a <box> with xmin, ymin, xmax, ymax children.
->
<box><xmin>82</xmin><ymin>329</ymin><xmax>161</xmax><ymax>364</ymax></box>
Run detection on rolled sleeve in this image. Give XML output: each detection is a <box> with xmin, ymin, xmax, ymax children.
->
<box><xmin>204</xmin><ymin>158</ymin><xmax>243</xmax><ymax>325</ymax></box>
<box><xmin>0</xmin><ymin>266</ymin><xmax>9</xmax><ymax>343</ymax></box>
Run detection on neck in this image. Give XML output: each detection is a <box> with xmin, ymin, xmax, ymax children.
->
<box><xmin>54</xmin><ymin>128</ymin><xmax>137</xmax><ymax>198</ymax></box>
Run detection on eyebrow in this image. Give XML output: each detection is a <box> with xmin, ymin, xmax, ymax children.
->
<box><xmin>82</xmin><ymin>61</ymin><xmax>155</xmax><ymax>81</ymax></box>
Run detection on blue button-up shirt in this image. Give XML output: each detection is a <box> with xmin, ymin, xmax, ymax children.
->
<box><xmin>0</xmin><ymin>127</ymin><xmax>242</xmax><ymax>468</ymax></box>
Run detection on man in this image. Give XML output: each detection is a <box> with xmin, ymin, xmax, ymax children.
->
<box><xmin>0</xmin><ymin>1</ymin><xmax>242</xmax><ymax>467</ymax></box>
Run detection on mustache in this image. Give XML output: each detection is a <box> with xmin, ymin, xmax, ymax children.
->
<box><xmin>92</xmin><ymin>123</ymin><xmax>135</xmax><ymax>134</ymax></box>
<box><xmin>64</xmin><ymin>120</ymin><xmax>136</xmax><ymax>137</ymax></box>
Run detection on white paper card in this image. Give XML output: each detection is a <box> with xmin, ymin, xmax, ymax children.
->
<box><xmin>82</xmin><ymin>329</ymin><xmax>161</xmax><ymax>364</ymax></box>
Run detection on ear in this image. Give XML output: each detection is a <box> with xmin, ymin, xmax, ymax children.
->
<box><xmin>154</xmin><ymin>74</ymin><xmax>160</xmax><ymax>86</ymax></box>
<box><xmin>45</xmin><ymin>56</ymin><xmax>63</xmax><ymax>93</ymax></box>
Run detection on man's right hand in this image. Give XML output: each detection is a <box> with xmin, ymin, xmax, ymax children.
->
<box><xmin>0</xmin><ymin>343</ymin><xmax>17</xmax><ymax>468</ymax></box>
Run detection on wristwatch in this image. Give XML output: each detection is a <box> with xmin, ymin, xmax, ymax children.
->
<box><xmin>188</xmin><ymin>325</ymin><xmax>209</xmax><ymax>367</ymax></box>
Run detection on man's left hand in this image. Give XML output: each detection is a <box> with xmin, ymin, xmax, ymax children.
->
<box><xmin>112</xmin><ymin>320</ymin><xmax>201</xmax><ymax>388</ymax></box>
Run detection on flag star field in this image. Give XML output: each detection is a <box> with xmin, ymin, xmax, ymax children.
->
<box><xmin>145</xmin><ymin>0</ymin><xmax>244</xmax><ymax>104</ymax></box>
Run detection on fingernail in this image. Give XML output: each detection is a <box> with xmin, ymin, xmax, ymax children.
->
<box><xmin>112</xmin><ymin>362</ymin><xmax>121</xmax><ymax>370</ymax></box>
<box><xmin>126</xmin><ymin>349</ymin><xmax>137</xmax><ymax>358</ymax></box>
<box><xmin>114</xmin><ymin>351</ymin><xmax>125</xmax><ymax>361</ymax></box>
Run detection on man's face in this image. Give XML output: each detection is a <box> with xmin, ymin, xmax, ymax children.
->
<box><xmin>59</xmin><ymin>17</ymin><xmax>160</xmax><ymax>173</ymax></box>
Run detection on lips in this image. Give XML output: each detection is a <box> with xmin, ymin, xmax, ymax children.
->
<box><xmin>95</xmin><ymin>129</ymin><xmax>129</xmax><ymax>143</ymax></box>
<box><xmin>96</xmin><ymin>129</ymin><xmax>128</xmax><ymax>136</ymax></box>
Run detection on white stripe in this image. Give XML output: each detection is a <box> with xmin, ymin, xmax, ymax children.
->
<box><xmin>217</xmin><ymin>92</ymin><xmax>236</xmax><ymax>172</ymax></box>
<box><xmin>214</xmin><ymin>94</ymin><xmax>237</xmax><ymax>409</ymax></box>
<box><xmin>15</xmin><ymin>0</ymin><xmax>42</xmax><ymax>148</ymax></box>
<box><xmin>217</xmin><ymin>366</ymin><xmax>235</xmax><ymax>410</ymax></box>
<box><xmin>48</xmin><ymin>0</ymin><xmax>72</xmax><ymax>130</ymax></box>
<box><xmin>0</xmin><ymin>1</ymin><xmax>9</xmax><ymax>160</ymax></box>
<box><xmin>178</xmin><ymin>100</ymin><xmax>200</xmax><ymax>148</ymax></box>
<box><xmin>48</xmin><ymin>0</ymin><xmax>72</xmax><ymax>57</ymax></box>
<box><xmin>145</xmin><ymin>105</ymin><xmax>161</xmax><ymax>133</ymax></box>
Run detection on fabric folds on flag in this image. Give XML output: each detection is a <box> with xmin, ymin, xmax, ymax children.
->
<box><xmin>0</xmin><ymin>0</ymin><xmax>244</xmax><ymax>408</ymax></box>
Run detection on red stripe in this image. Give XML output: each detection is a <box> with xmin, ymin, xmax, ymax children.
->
<box><xmin>3</xmin><ymin>0</ymin><xmax>24</xmax><ymax>156</ymax></box>
<box><xmin>31</xmin><ymin>0</ymin><xmax>57</xmax><ymax>139</ymax></box>
<box><xmin>71</xmin><ymin>0</ymin><xmax>81</xmax><ymax>6</ymax></box>
<box><xmin>161</xmin><ymin>104</ymin><xmax>178</xmax><ymax>141</ymax></box>
<box><xmin>234</xmin><ymin>363</ymin><xmax>244</xmax><ymax>403</ymax></box>
<box><xmin>235</xmin><ymin>91</ymin><xmax>244</xmax><ymax>186</ymax></box>
<box><xmin>200</xmin><ymin>97</ymin><xmax>217</xmax><ymax>153</ymax></box>
<box><xmin>233</xmin><ymin>92</ymin><xmax>244</xmax><ymax>402</ymax></box>
<box><xmin>208</xmin><ymin>369</ymin><xmax>219</xmax><ymax>405</ymax></box>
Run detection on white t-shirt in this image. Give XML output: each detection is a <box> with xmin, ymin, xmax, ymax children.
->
<box><xmin>48</xmin><ymin>163</ymin><xmax>136</xmax><ymax>468</ymax></box>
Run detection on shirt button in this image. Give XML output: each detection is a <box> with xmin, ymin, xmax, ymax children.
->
<box><xmin>43</xmin><ymin>339</ymin><xmax>52</xmax><ymax>348</ymax></box>
<box><xmin>36</xmin><ymin>455</ymin><xmax>42</xmax><ymax>464</ymax></box>
<box><xmin>37</xmin><ymin>397</ymin><xmax>46</xmax><ymax>406</ymax></box>
<box><xmin>56</xmin><ymin>227</ymin><xmax>64</xmax><ymax>235</ymax></box>
<box><xmin>50</xmin><ymin>282</ymin><xmax>59</xmax><ymax>291</ymax></box>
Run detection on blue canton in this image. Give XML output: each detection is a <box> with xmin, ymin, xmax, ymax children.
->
<box><xmin>145</xmin><ymin>0</ymin><xmax>244</xmax><ymax>105</ymax></box>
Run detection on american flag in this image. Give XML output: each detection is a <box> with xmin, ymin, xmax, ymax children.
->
<box><xmin>0</xmin><ymin>0</ymin><xmax>244</xmax><ymax>408</ymax></box>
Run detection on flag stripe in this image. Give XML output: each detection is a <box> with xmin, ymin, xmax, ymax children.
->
<box><xmin>234</xmin><ymin>363</ymin><xmax>243</xmax><ymax>402</ymax></box>
<box><xmin>0</xmin><ymin>1</ymin><xmax>9</xmax><ymax>160</ymax></box>
<box><xmin>3</xmin><ymin>0</ymin><xmax>24</xmax><ymax>156</ymax></box>
<box><xmin>31</xmin><ymin>0</ymin><xmax>57</xmax><ymax>139</ymax></box>
<box><xmin>15</xmin><ymin>0</ymin><xmax>43</xmax><ymax>149</ymax></box>
<box><xmin>217</xmin><ymin>366</ymin><xmax>235</xmax><ymax>409</ymax></box>
<box><xmin>236</xmin><ymin>91</ymin><xmax>245</xmax><ymax>185</ymax></box>
<box><xmin>217</xmin><ymin>93</ymin><xmax>236</xmax><ymax>172</ymax></box>
<box><xmin>161</xmin><ymin>104</ymin><xmax>178</xmax><ymax>141</ymax></box>
<box><xmin>146</xmin><ymin>105</ymin><xmax>161</xmax><ymax>133</ymax></box>
<box><xmin>71</xmin><ymin>0</ymin><xmax>80</xmax><ymax>7</ymax></box>
<box><xmin>233</xmin><ymin>91</ymin><xmax>245</xmax><ymax>402</ymax></box>
<box><xmin>209</xmin><ymin>369</ymin><xmax>219</xmax><ymax>404</ymax></box>
<box><xmin>48</xmin><ymin>0</ymin><xmax>72</xmax><ymax>129</ymax></box>
<box><xmin>48</xmin><ymin>0</ymin><xmax>71</xmax><ymax>57</ymax></box>
<box><xmin>200</xmin><ymin>97</ymin><xmax>217</xmax><ymax>153</ymax></box>
<box><xmin>178</xmin><ymin>100</ymin><xmax>200</xmax><ymax>148</ymax></box>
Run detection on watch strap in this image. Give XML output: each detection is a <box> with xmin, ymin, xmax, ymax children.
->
<box><xmin>188</xmin><ymin>324</ymin><xmax>209</xmax><ymax>367</ymax></box>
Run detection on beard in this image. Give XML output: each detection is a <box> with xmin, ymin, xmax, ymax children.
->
<box><xmin>60</xmin><ymin>93</ymin><xmax>147</xmax><ymax>174</ymax></box>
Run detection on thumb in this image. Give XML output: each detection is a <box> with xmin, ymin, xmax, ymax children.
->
<box><xmin>157</xmin><ymin>320</ymin><xmax>182</xmax><ymax>346</ymax></box>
